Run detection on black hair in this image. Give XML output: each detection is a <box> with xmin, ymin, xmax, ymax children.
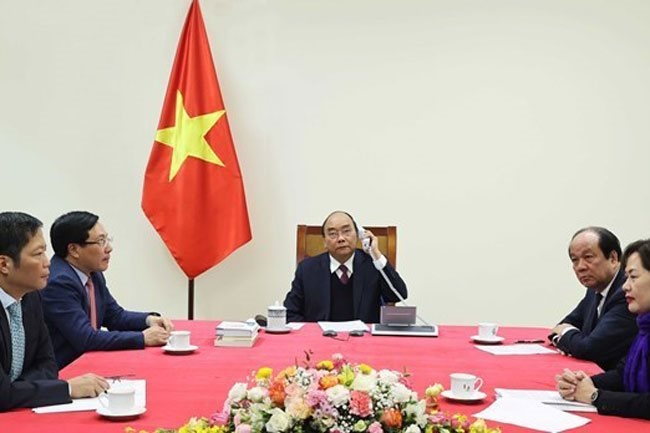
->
<box><xmin>622</xmin><ymin>239</ymin><xmax>650</xmax><ymax>272</ymax></box>
<box><xmin>321</xmin><ymin>211</ymin><xmax>359</xmax><ymax>237</ymax></box>
<box><xmin>51</xmin><ymin>211</ymin><xmax>99</xmax><ymax>258</ymax></box>
<box><xmin>570</xmin><ymin>226</ymin><xmax>622</xmax><ymax>261</ymax></box>
<box><xmin>0</xmin><ymin>212</ymin><xmax>43</xmax><ymax>265</ymax></box>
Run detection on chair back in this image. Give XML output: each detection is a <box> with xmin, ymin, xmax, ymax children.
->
<box><xmin>296</xmin><ymin>225</ymin><xmax>397</xmax><ymax>267</ymax></box>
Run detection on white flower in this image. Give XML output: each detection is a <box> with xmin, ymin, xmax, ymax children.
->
<box><xmin>378</xmin><ymin>369</ymin><xmax>400</xmax><ymax>384</ymax></box>
<box><xmin>326</xmin><ymin>384</ymin><xmax>351</xmax><ymax>406</ymax></box>
<box><xmin>247</xmin><ymin>386</ymin><xmax>267</xmax><ymax>402</ymax></box>
<box><xmin>404</xmin><ymin>400</ymin><xmax>428</xmax><ymax>426</ymax></box>
<box><xmin>228</xmin><ymin>382</ymin><xmax>248</xmax><ymax>402</ymax></box>
<box><xmin>266</xmin><ymin>408</ymin><xmax>291</xmax><ymax>433</ymax></box>
<box><xmin>405</xmin><ymin>424</ymin><xmax>421</xmax><ymax>433</ymax></box>
<box><xmin>391</xmin><ymin>382</ymin><xmax>415</xmax><ymax>403</ymax></box>
<box><xmin>351</xmin><ymin>373</ymin><xmax>377</xmax><ymax>391</ymax></box>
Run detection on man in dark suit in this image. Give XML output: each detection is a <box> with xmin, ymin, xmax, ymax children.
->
<box><xmin>0</xmin><ymin>212</ymin><xmax>107</xmax><ymax>411</ymax></box>
<box><xmin>283</xmin><ymin>211</ymin><xmax>407</xmax><ymax>323</ymax></box>
<box><xmin>550</xmin><ymin>227</ymin><xmax>637</xmax><ymax>370</ymax></box>
<box><xmin>42</xmin><ymin>211</ymin><xmax>174</xmax><ymax>369</ymax></box>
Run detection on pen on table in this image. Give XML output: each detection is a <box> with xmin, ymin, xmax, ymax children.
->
<box><xmin>513</xmin><ymin>339</ymin><xmax>545</xmax><ymax>344</ymax></box>
<box><xmin>106</xmin><ymin>373</ymin><xmax>136</xmax><ymax>381</ymax></box>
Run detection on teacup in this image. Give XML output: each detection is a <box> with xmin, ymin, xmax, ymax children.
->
<box><xmin>267</xmin><ymin>304</ymin><xmax>287</xmax><ymax>330</ymax></box>
<box><xmin>450</xmin><ymin>373</ymin><xmax>483</xmax><ymax>398</ymax></box>
<box><xmin>99</xmin><ymin>385</ymin><xmax>136</xmax><ymax>414</ymax></box>
<box><xmin>168</xmin><ymin>330</ymin><xmax>191</xmax><ymax>349</ymax></box>
<box><xmin>477</xmin><ymin>322</ymin><xmax>499</xmax><ymax>339</ymax></box>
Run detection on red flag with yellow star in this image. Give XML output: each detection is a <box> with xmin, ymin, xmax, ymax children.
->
<box><xmin>142</xmin><ymin>0</ymin><xmax>251</xmax><ymax>279</ymax></box>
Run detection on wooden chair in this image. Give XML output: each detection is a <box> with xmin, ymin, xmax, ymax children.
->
<box><xmin>295</xmin><ymin>225</ymin><xmax>397</xmax><ymax>267</ymax></box>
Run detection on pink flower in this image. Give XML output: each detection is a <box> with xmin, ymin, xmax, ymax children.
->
<box><xmin>235</xmin><ymin>424</ymin><xmax>251</xmax><ymax>433</ymax></box>
<box><xmin>368</xmin><ymin>421</ymin><xmax>383</xmax><ymax>433</ymax></box>
<box><xmin>209</xmin><ymin>411</ymin><xmax>229</xmax><ymax>427</ymax></box>
<box><xmin>349</xmin><ymin>391</ymin><xmax>373</xmax><ymax>417</ymax></box>
<box><xmin>332</xmin><ymin>353</ymin><xmax>346</xmax><ymax>369</ymax></box>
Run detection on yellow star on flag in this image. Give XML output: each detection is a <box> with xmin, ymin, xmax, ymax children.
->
<box><xmin>155</xmin><ymin>90</ymin><xmax>226</xmax><ymax>181</ymax></box>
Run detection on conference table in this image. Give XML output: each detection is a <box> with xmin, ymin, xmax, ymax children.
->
<box><xmin>1</xmin><ymin>321</ymin><xmax>647</xmax><ymax>432</ymax></box>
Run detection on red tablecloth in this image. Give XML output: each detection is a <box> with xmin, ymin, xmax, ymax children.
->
<box><xmin>1</xmin><ymin>321</ymin><xmax>647</xmax><ymax>432</ymax></box>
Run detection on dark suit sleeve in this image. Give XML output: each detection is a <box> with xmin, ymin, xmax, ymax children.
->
<box><xmin>555</xmin><ymin>291</ymin><xmax>637</xmax><ymax>370</ymax></box>
<box><xmin>376</xmin><ymin>261</ymin><xmax>407</xmax><ymax>303</ymax></box>
<box><xmin>284</xmin><ymin>263</ymin><xmax>307</xmax><ymax>323</ymax></box>
<box><xmin>592</xmin><ymin>360</ymin><xmax>650</xmax><ymax>419</ymax></box>
<box><xmin>42</xmin><ymin>271</ymin><xmax>145</xmax><ymax>354</ymax></box>
<box><xmin>0</xmin><ymin>293</ymin><xmax>70</xmax><ymax>411</ymax></box>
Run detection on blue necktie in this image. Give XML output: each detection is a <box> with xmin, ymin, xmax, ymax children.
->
<box><xmin>7</xmin><ymin>302</ymin><xmax>25</xmax><ymax>382</ymax></box>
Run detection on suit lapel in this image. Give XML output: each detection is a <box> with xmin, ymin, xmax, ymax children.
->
<box><xmin>0</xmin><ymin>308</ymin><xmax>10</xmax><ymax>374</ymax></box>
<box><xmin>318</xmin><ymin>254</ymin><xmax>332</xmax><ymax>320</ymax></box>
<box><xmin>352</xmin><ymin>251</ymin><xmax>365</xmax><ymax>318</ymax></box>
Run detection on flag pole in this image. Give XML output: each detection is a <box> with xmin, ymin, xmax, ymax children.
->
<box><xmin>188</xmin><ymin>278</ymin><xmax>195</xmax><ymax>319</ymax></box>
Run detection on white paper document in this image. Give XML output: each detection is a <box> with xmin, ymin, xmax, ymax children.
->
<box><xmin>286</xmin><ymin>322</ymin><xmax>305</xmax><ymax>330</ymax></box>
<box><xmin>33</xmin><ymin>379</ymin><xmax>146</xmax><ymax>414</ymax></box>
<box><xmin>317</xmin><ymin>320</ymin><xmax>369</xmax><ymax>332</ymax></box>
<box><xmin>474</xmin><ymin>344</ymin><xmax>557</xmax><ymax>355</ymax></box>
<box><xmin>495</xmin><ymin>388</ymin><xmax>597</xmax><ymax>412</ymax></box>
<box><xmin>474</xmin><ymin>397</ymin><xmax>591</xmax><ymax>432</ymax></box>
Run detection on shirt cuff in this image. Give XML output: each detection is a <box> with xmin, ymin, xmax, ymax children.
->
<box><xmin>372</xmin><ymin>254</ymin><xmax>387</xmax><ymax>270</ymax></box>
<box><xmin>560</xmin><ymin>326</ymin><xmax>578</xmax><ymax>336</ymax></box>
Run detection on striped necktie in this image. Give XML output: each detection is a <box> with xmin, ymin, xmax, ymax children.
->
<box><xmin>7</xmin><ymin>302</ymin><xmax>25</xmax><ymax>382</ymax></box>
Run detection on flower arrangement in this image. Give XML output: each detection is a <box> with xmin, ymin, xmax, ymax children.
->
<box><xmin>130</xmin><ymin>353</ymin><xmax>500</xmax><ymax>433</ymax></box>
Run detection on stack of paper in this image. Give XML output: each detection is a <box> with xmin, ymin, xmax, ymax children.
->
<box><xmin>317</xmin><ymin>320</ymin><xmax>369</xmax><ymax>332</ymax></box>
<box><xmin>474</xmin><ymin>344</ymin><xmax>557</xmax><ymax>355</ymax></box>
<box><xmin>215</xmin><ymin>320</ymin><xmax>259</xmax><ymax>347</ymax></box>
<box><xmin>474</xmin><ymin>397</ymin><xmax>591</xmax><ymax>432</ymax></box>
<box><xmin>494</xmin><ymin>388</ymin><xmax>597</xmax><ymax>412</ymax></box>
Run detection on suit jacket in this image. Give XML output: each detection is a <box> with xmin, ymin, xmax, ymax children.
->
<box><xmin>283</xmin><ymin>250</ymin><xmax>408</xmax><ymax>323</ymax></box>
<box><xmin>0</xmin><ymin>290</ymin><xmax>70</xmax><ymax>411</ymax></box>
<box><xmin>592</xmin><ymin>357</ymin><xmax>650</xmax><ymax>419</ymax></box>
<box><xmin>42</xmin><ymin>256</ymin><xmax>150</xmax><ymax>369</ymax></box>
<box><xmin>556</xmin><ymin>269</ymin><xmax>638</xmax><ymax>370</ymax></box>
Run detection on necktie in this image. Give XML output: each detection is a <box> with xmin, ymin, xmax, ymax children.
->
<box><xmin>594</xmin><ymin>293</ymin><xmax>604</xmax><ymax>319</ymax></box>
<box><xmin>7</xmin><ymin>302</ymin><xmax>24</xmax><ymax>382</ymax></box>
<box><xmin>338</xmin><ymin>264</ymin><xmax>349</xmax><ymax>284</ymax></box>
<box><xmin>87</xmin><ymin>278</ymin><xmax>98</xmax><ymax>330</ymax></box>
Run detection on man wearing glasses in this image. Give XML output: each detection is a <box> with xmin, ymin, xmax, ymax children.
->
<box><xmin>42</xmin><ymin>211</ymin><xmax>173</xmax><ymax>369</ymax></box>
<box><xmin>283</xmin><ymin>211</ymin><xmax>408</xmax><ymax>323</ymax></box>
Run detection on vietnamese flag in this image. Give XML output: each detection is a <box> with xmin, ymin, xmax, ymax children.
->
<box><xmin>142</xmin><ymin>0</ymin><xmax>251</xmax><ymax>279</ymax></box>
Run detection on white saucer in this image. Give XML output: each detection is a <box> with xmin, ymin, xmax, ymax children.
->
<box><xmin>265</xmin><ymin>327</ymin><xmax>291</xmax><ymax>334</ymax></box>
<box><xmin>97</xmin><ymin>406</ymin><xmax>146</xmax><ymax>420</ymax></box>
<box><xmin>441</xmin><ymin>390</ymin><xmax>487</xmax><ymax>402</ymax></box>
<box><xmin>162</xmin><ymin>344</ymin><xmax>198</xmax><ymax>354</ymax></box>
<box><xmin>470</xmin><ymin>335</ymin><xmax>505</xmax><ymax>344</ymax></box>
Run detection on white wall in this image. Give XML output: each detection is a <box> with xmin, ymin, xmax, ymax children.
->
<box><xmin>1</xmin><ymin>0</ymin><xmax>649</xmax><ymax>326</ymax></box>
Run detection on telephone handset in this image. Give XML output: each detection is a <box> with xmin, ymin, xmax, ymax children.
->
<box><xmin>358</xmin><ymin>226</ymin><xmax>372</xmax><ymax>252</ymax></box>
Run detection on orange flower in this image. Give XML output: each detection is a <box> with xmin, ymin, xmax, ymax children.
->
<box><xmin>380</xmin><ymin>408</ymin><xmax>403</xmax><ymax>428</ymax></box>
<box><xmin>268</xmin><ymin>380</ymin><xmax>286</xmax><ymax>407</ymax></box>
<box><xmin>319</xmin><ymin>375</ymin><xmax>339</xmax><ymax>389</ymax></box>
<box><xmin>275</xmin><ymin>366</ymin><xmax>296</xmax><ymax>381</ymax></box>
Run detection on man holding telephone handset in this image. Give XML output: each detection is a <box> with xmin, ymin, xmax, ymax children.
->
<box><xmin>283</xmin><ymin>211</ymin><xmax>408</xmax><ymax>323</ymax></box>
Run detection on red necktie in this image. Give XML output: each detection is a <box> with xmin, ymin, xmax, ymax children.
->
<box><xmin>86</xmin><ymin>278</ymin><xmax>98</xmax><ymax>330</ymax></box>
<box><xmin>339</xmin><ymin>264</ymin><xmax>349</xmax><ymax>284</ymax></box>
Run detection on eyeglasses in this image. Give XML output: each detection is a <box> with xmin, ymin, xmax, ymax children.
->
<box><xmin>82</xmin><ymin>236</ymin><xmax>113</xmax><ymax>248</ymax></box>
<box><xmin>325</xmin><ymin>227</ymin><xmax>355</xmax><ymax>240</ymax></box>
